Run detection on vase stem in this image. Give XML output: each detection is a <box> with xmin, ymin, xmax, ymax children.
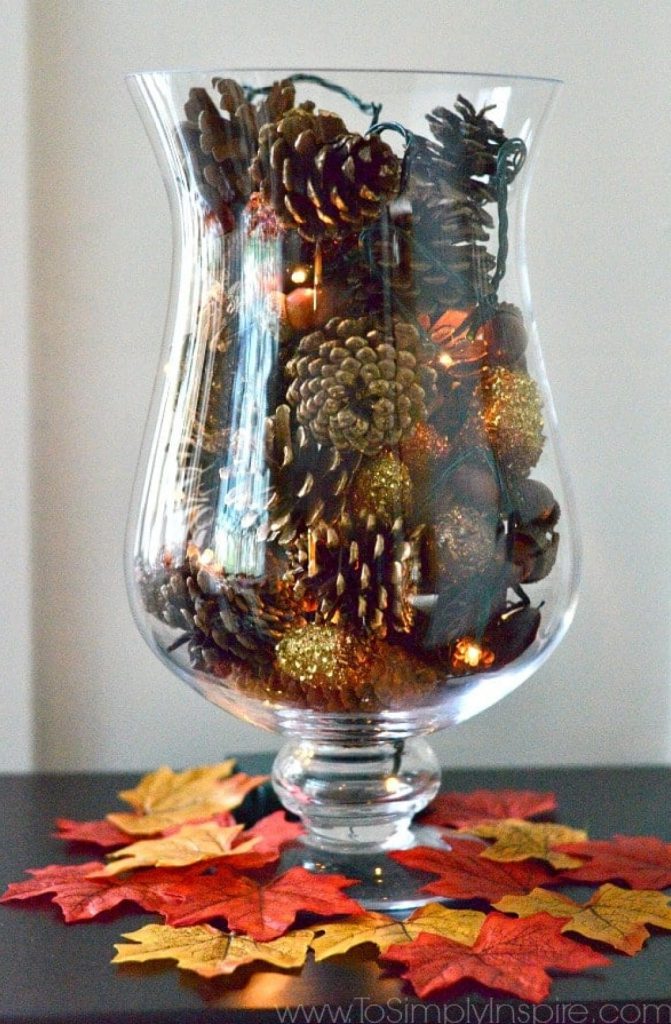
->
<box><xmin>272</xmin><ymin>737</ymin><xmax>440</xmax><ymax>853</ymax></box>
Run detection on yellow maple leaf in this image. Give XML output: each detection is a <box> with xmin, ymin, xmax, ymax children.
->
<box><xmin>468</xmin><ymin>819</ymin><xmax>587</xmax><ymax>869</ymax></box>
<box><xmin>112</xmin><ymin>923</ymin><xmax>313</xmax><ymax>978</ymax></box>
<box><xmin>94</xmin><ymin>822</ymin><xmax>259</xmax><ymax>876</ymax></box>
<box><xmin>495</xmin><ymin>884</ymin><xmax>671</xmax><ymax>955</ymax></box>
<box><xmin>311</xmin><ymin>902</ymin><xmax>485</xmax><ymax>960</ymax></box>
<box><xmin>107</xmin><ymin>762</ymin><xmax>267</xmax><ymax>835</ymax></box>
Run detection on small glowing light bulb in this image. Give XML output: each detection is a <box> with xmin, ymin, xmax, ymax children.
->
<box><xmin>290</xmin><ymin>266</ymin><xmax>309</xmax><ymax>285</ymax></box>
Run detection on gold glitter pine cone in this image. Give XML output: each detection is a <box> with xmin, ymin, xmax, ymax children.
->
<box><xmin>286</xmin><ymin>315</ymin><xmax>436</xmax><ymax>456</ymax></box>
<box><xmin>250</xmin><ymin>105</ymin><xmax>401</xmax><ymax>241</ymax></box>
<box><xmin>349</xmin><ymin>451</ymin><xmax>413</xmax><ymax>528</ymax></box>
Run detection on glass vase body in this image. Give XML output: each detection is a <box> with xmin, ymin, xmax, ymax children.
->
<box><xmin>126</xmin><ymin>70</ymin><xmax>578</xmax><ymax>860</ymax></box>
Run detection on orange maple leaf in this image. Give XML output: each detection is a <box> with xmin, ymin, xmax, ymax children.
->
<box><xmin>93</xmin><ymin>822</ymin><xmax>259</xmax><ymax>875</ymax></box>
<box><xmin>107</xmin><ymin>762</ymin><xmax>267</xmax><ymax>835</ymax></box>
<box><xmin>311</xmin><ymin>902</ymin><xmax>485</xmax><ymax>959</ymax></box>
<box><xmin>469</xmin><ymin>819</ymin><xmax>587</xmax><ymax>869</ymax></box>
<box><xmin>112</xmin><ymin>922</ymin><xmax>313</xmax><ymax>978</ymax></box>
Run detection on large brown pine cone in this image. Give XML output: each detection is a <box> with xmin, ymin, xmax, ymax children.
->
<box><xmin>250</xmin><ymin>106</ymin><xmax>401</xmax><ymax>241</ymax></box>
<box><xmin>286</xmin><ymin>315</ymin><xmax>436</xmax><ymax>456</ymax></box>
<box><xmin>391</xmin><ymin>94</ymin><xmax>510</xmax><ymax>318</ymax></box>
<box><xmin>287</xmin><ymin>512</ymin><xmax>422</xmax><ymax>637</ymax></box>
<box><xmin>180</xmin><ymin>78</ymin><xmax>296</xmax><ymax>215</ymax></box>
<box><xmin>264</xmin><ymin>404</ymin><xmax>357</xmax><ymax>544</ymax></box>
<box><xmin>138</xmin><ymin>546</ymin><xmax>305</xmax><ymax>672</ymax></box>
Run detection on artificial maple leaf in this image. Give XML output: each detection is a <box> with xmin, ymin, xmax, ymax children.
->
<box><xmin>0</xmin><ymin>862</ymin><xmax>188</xmax><ymax>923</ymax></box>
<box><xmin>246</xmin><ymin>811</ymin><xmax>304</xmax><ymax>853</ymax></box>
<box><xmin>389</xmin><ymin>839</ymin><xmax>561</xmax><ymax>902</ymax></box>
<box><xmin>54</xmin><ymin>818</ymin><xmax>132</xmax><ymax>849</ymax></box>
<box><xmin>0</xmin><ymin>862</ymin><xmax>121</xmax><ymax>923</ymax></box>
<box><xmin>108</xmin><ymin>762</ymin><xmax>267</xmax><ymax>835</ymax></box>
<box><xmin>469</xmin><ymin>820</ymin><xmax>587</xmax><ymax>869</ymax></box>
<box><xmin>95</xmin><ymin>822</ymin><xmax>259</xmax><ymax>876</ymax></box>
<box><xmin>382</xmin><ymin>912</ymin><xmax>610</xmax><ymax>1003</ymax></box>
<box><xmin>495</xmin><ymin>883</ymin><xmax>671</xmax><ymax>955</ymax></box>
<box><xmin>422</xmin><ymin>789</ymin><xmax>557</xmax><ymax>829</ymax></box>
<box><xmin>112</xmin><ymin>922</ymin><xmax>313</xmax><ymax>978</ymax></box>
<box><xmin>311</xmin><ymin>902</ymin><xmax>485</xmax><ymax>960</ymax></box>
<box><xmin>554</xmin><ymin>835</ymin><xmax>671</xmax><ymax>889</ymax></box>
<box><xmin>168</xmin><ymin>865</ymin><xmax>362</xmax><ymax>940</ymax></box>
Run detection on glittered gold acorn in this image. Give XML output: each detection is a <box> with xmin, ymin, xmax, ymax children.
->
<box><xmin>350</xmin><ymin>451</ymin><xmax>413</xmax><ymax>528</ymax></box>
<box><xmin>286</xmin><ymin>315</ymin><xmax>436</xmax><ymax>456</ymax></box>
<box><xmin>480</xmin><ymin>367</ymin><xmax>544</xmax><ymax>479</ymax></box>
<box><xmin>243</xmin><ymin>625</ymin><xmax>440</xmax><ymax>712</ymax></box>
<box><xmin>399</xmin><ymin>421</ymin><xmax>451</xmax><ymax>488</ymax></box>
<box><xmin>433</xmin><ymin>504</ymin><xmax>501</xmax><ymax>582</ymax></box>
<box><xmin>275</xmin><ymin>622</ymin><xmax>371</xmax><ymax>689</ymax></box>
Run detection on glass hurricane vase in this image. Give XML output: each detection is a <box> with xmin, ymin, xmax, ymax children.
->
<box><xmin>126</xmin><ymin>68</ymin><xmax>579</xmax><ymax>905</ymax></box>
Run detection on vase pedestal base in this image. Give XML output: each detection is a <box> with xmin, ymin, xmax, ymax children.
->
<box><xmin>272</xmin><ymin>736</ymin><xmax>449</xmax><ymax>911</ymax></box>
<box><xmin>279</xmin><ymin>824</ymin><xmax>449</xmax><ymax>913</ymax></box>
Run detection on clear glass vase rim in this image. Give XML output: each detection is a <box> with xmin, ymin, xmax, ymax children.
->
<box><xmin>125</xmin><ymin>66</ymin><xmax>563</xmax><ymax>87</ymax></box>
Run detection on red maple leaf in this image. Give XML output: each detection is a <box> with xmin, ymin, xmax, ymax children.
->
<box><xmin>167</xmin><ymin>865</ymin><xmax>363</xmax><ymax>940</ymax></box>
<box><xmin>0</xmin><ymin>862</ymin><xmax>159</xmax><ymax>923</ymax></box>
<box><xmin>245</xmin><ymin>811</ymin><xmax>304</xmax><ymax>853</ymax></box>
<box><xmin>389</xmin><ymin>840</ymin><xmax>561</xmax><ymax>902</ymax></box>
<box><xmin>383</xmin><ymin>912</ymin><xmax>610</xmax><ymax>1002</ymax></box>
<box><xmin>422</xmin><ymin>789</ymin><xmax>557</xmax><ymax>829</ymax></box>
<box><xmin>555</xmin><ymin>835</ymin><xmax>671</xmax><ymax>889</ymax></box>
<box><xmin>53</xmin><ymin>818</ymin><xmax>132</xmax><ymax>849</ymax></box>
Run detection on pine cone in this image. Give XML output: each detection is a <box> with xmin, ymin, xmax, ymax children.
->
<box><xmin>180</xmin><ymin>78</ymin><xmax>296</xmax><ymax>216</ymax></box>
<box><xmin>425</xmin><ymin>95</ymin><xmax>507</xmax><ymax>183</ymax></box>
<box><xmin>286</xmin><ymin>316</ymin><xmax>436</xmax><ymax>456</ymax></box>
<box><xmin>393</xmin><ymin>95</ymin><xmax>510</xmax><ymax>318</ymax></box>
<box><xmin>251</xmin><ymin>106</ymin><xmax>401</xmax><ymax>241</ymax></box>
<box><xmin>138</xmin><ymin>546</ymin><xmax>305</xmax><ymax>672</ymax></box>
<box><xmin>264</xmin><ymin>404</ymin><xmax>357</xmax><ymax>543</ymax></box>
<box><xmin>286</xmin><ymin>511</ymin><xmax>422</xmax><ymax>637</ymax></box>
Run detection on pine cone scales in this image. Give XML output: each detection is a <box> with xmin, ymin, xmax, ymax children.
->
<box><xmin>392</xmin><ymin>94</ymin><xmax>510</xmax><ymax>316</ymax></box>
<box><xmin>181</xmin><ymin>79</ymin><xmax>296</xmax><ymax>213</ymax></box>
<box><xmin>426</xmin><ymin>95</ymin><xmax>506</xmax><ymax>182</ymax></box>
<box><xmin>286</xmin><ymin>316</ymin><xmax>436</xmax><ymax>456</ymax></box>
<box><xmin>139</xmin><ymin>547</ymin><xmax>305</xmax><ymax>670</ymax></box>
<box><xmin>287</xmin><ymin>513</ymin><xmax>421</xmax><ymax>636</ymax></box>
<box><xmin>251</xmin><ymin>107</ymin><xmax>401</xmax><ymax>240</ymax></box>
<box><xmin>264</xmin><ymin>404</ymin><xmax>356</xmax><ymax>542</ymax></box>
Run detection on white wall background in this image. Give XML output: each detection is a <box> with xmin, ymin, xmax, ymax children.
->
<box><xmin>1</xmin><ymin>0</ymin><xmax>670</xmax><ymax>772</ymax></box>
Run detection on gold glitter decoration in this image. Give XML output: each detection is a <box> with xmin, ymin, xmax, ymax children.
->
<box><xmin>350</xmin><ymin>451</ymin><xmax>413</xmax><ymax>527</ymax></box>
<box><xmin>275</xmin><ymin>623</ymin><xmax>369</xmax><ymax>688</ymax></box>
<box><xmin>480</xmin><ymin>367</ymin><xmax>544</xmax><ymax>479</ymax></box>
<box><xmin>451</xmin><ymin>637</ymin><xmax>496</xmax><ymax>672</ymax></box>
<box><xmin>434</xmin><ymin>504</ymin><xmax>499</xmax><ymax>581</ymax></box>
<box><xmin>399</xmin><ymin>421</ymin><xmax>451</xmax><ymax>485</ymax></box>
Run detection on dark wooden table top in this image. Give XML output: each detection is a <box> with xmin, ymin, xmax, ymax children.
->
<box><xmin>1</xmin><ymin>761</ymin><xmax>670</xmax><ymax>1024</ymax></box>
